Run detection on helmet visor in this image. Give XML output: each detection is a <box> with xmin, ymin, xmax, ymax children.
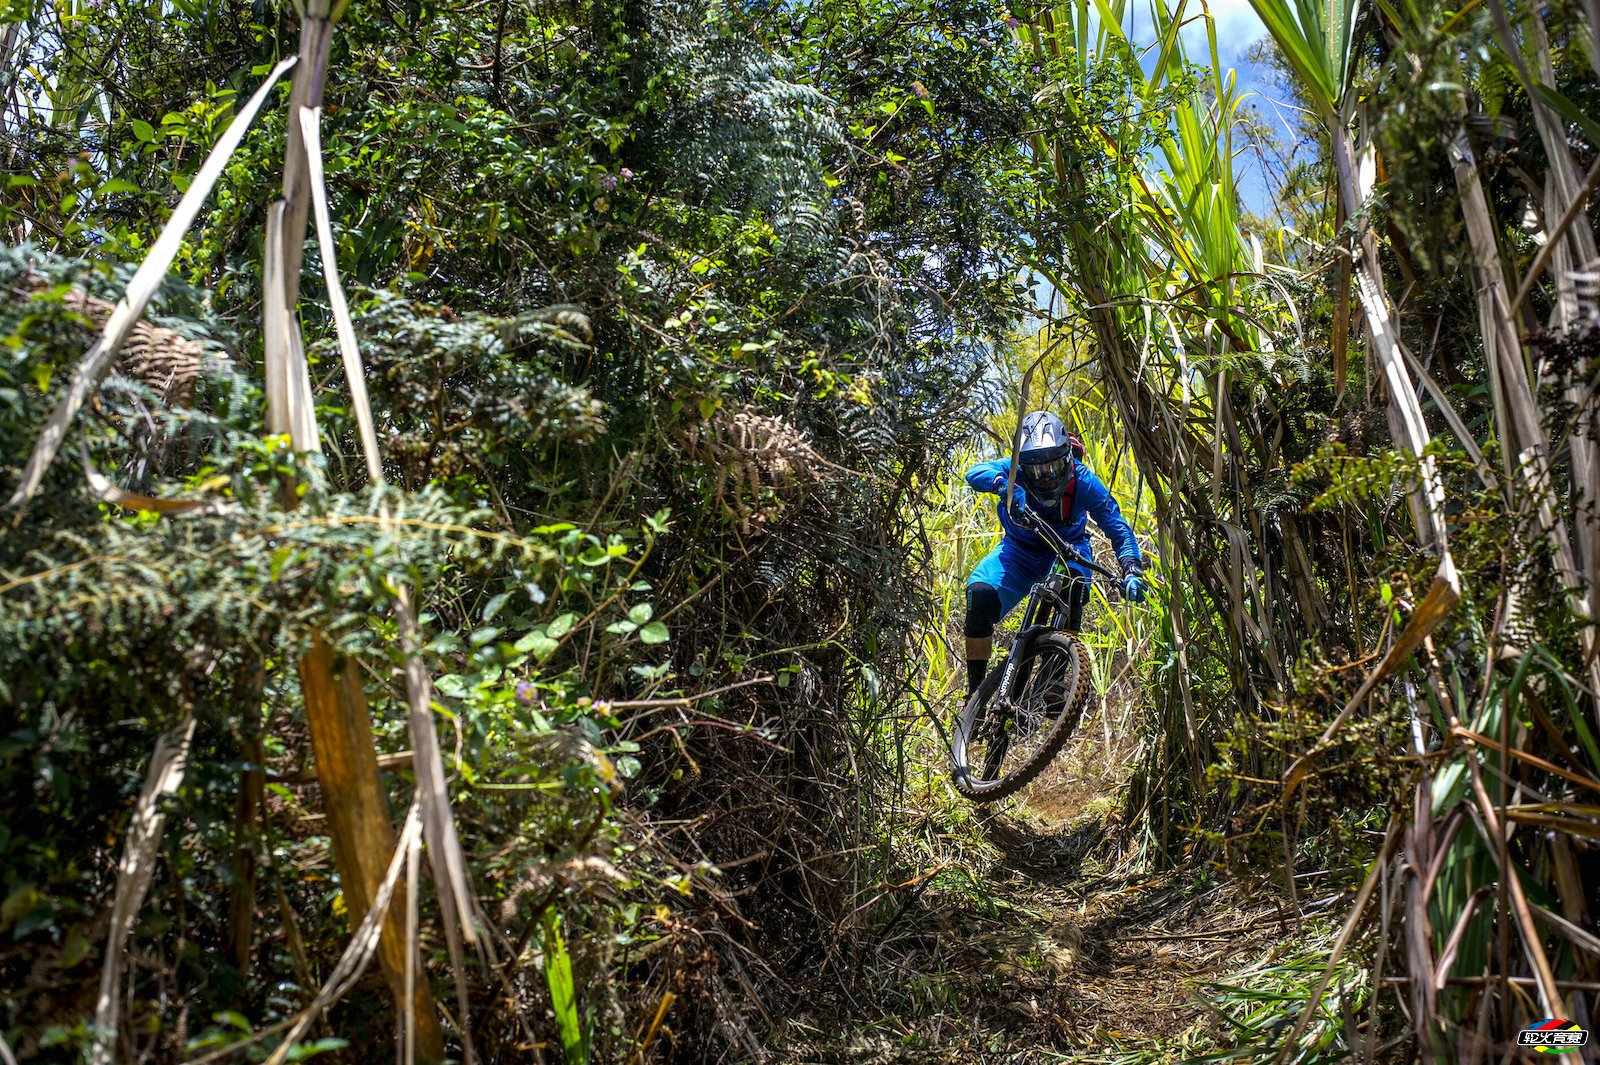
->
<box><xmin>1023</xmin><ymin>456</ymin><xmax>1070</xmax><ymax>495</ymax></box>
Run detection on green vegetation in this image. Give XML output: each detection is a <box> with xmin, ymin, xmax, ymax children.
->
<box><xmin>1</xmin><ymin>0</ymin><xmax>1598</xmax><ymax>1057</ymax></box>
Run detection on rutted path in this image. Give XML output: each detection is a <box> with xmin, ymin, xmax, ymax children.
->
<box><xmin>783</xmin><ymin>701</ymin><xmax>1329</xmax><ymax>1064</ymax></box>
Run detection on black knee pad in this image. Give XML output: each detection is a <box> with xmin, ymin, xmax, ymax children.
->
<box><xmin>964</xmin><ymin>583</ymin><xmax>1002</xmax><ymax>638</ymax></box>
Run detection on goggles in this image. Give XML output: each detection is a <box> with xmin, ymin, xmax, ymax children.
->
<box><xmin>1023</xmin><ymin>456</ymin><xmax>1070</xmax><ymax>493</ymax></box>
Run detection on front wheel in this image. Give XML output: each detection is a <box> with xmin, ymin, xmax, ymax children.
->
<box><xmin>949</xmin><ymin>633</ymin><xmax>1091</xmax><ymax>803</ymax></box>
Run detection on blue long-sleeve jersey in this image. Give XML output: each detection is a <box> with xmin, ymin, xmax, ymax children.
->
<box><xmin>965</xmin><ymin>456</ymin><xmax>1142</xmax><ymax>568</ymax></box>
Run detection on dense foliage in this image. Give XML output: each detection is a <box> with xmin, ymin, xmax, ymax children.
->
<box><xmin>0</xmin><ymin>0</ymin><xmax>1004</xmax><ymax>1056</ymax></box>
<box><xmin>1000</xmin><ymin>0</ymin><xmax>1600</xmax><ymax>1056</ymax></box>
<box><xmin>3</xmin><ymin>0</ymin><xmax>1600</xmax><ymax>1055</ymax></box>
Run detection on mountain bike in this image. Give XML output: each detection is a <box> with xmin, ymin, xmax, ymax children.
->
<box><xmin>949</xmin><ymin>504</ymin><xmax>1123</xmax><ymax>802</ymax></box>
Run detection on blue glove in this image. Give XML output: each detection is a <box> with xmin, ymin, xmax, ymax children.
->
<box><xmin>994</xmin><ymin>474</ymin><xmax>1025</xmax><ymax>518</ymax></box>
<box><xmin>1120</xmin><ymin>558</ymin><xmax>1147</xmax><ymax>603</ymax></box>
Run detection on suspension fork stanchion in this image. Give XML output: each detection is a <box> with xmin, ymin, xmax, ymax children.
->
<box><xmin>1062</xmin><ymin>569</ymin><xmax>1091</xmax><ymax>632</ymax></box>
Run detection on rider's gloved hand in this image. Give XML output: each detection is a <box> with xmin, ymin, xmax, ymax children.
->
<box><xmin>1120</xmin><ymin>557</ymin><xmax>1147</xmax><ymax>603</ymax></box>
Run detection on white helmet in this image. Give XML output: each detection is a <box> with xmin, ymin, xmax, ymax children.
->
<box><xmin>1017</xmin><ymin>411</ymin><xmax>1080</xmax><ymax>503</ymax></box>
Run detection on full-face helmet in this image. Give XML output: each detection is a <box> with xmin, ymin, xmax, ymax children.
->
<box><xmin>1017</xmin><ymin>411</ymin><xmax>1082</xmax><ymax>503</ymax></box>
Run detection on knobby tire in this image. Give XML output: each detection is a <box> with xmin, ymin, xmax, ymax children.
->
<box><xmin>950</xmin><ymin>633</ymin><xmax>1090</xmax><ymax>803</ymax></box>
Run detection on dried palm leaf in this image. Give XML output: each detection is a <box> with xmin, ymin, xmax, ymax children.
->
<box><xmin>674</xmin><ymin>404</ymin><xmax>850</xmax><ymax>532</ymax></box>
<box><xmin>1272</xmin><ymin>814</ymin><xmax>1404</xmax><ymax>1065</ymax></box>
<box><xmin>79</xmin><ymin>439</ymin><xmax>232</xmax><ymax>516</ymax></box>
<box><xmin>1283</xmin><ymin>551</ymin><xmax>1460</xmax><ymax>799</ymax></box>
<box><xmin>1487</xmin><ymin>0</ymin><xmax>1600</xmax><ymax>678</ymax></box>
<box><xmin>261</xmin><ymin>201</ymin><xmax>321</xmax><ymax>453</ymax></box>
<box><xmin>1465</xmin><ymin>749</ymin><xmax>1573</xmax><ymax>1022</ymax></box>
<box><xmin>19</xmin><ymin>280</ymin><xmax>208</xmax><ymax>406</ymax></box>
<box><xmin>1508</xmin><ymin>156</ymin><xmax>1600</xmax><ymax>319</ymax></box>
<box><xmin>260</xmin><ymin>802</ymin><xmax>423</xmax><ymax>1065</ymax></box>
<box><xmin>4</xmin><ymin>55</ymin><xmax>298</xmax><ymax>510</ymax></box>
<box><xmin>301</xmin><ymin>106</ymin><xmax>380</xmax><ymax>481</ymax></box>
<box><xmin>1532</xmin><ymin>904</ymin><xmax>1600</xmax><ymax>958</ymax></box>
<box><xmin>91</xmin><ymin>712</ymin><xmax>198</xmax><ymax>1065</ymax></box>
<box><xmin>299</xmin><ymin>637</ymin><xmax>444</xmax><ymax>1057</ymax></box>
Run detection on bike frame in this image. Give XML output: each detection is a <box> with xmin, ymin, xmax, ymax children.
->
<box><xmin>989</xmin><ymin>505</ymin><xmax>1118</xmax><ymax>712</ymax></box>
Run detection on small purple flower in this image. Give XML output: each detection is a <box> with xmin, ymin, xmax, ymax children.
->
<box><xmin>515</xmin><ymin>681</ymin><xmax>536</xmax><ymax>706</ymax></box>
<box><xmin>620</xmin><ymin>168</ymin><xmax>634</xmax><ymax>180</ymax></box>
<box><xmin>597</xmin><ymin>173</ymin><xmax>618</xmax><ymax>191</ymax></box>
<box><xmin>1031</xmin><ymin>64</ymin><xmax>1040</xmax><ymax>73</ymax></box>
<box><xmin>911</xmin><ymin>80</ymin><xmax>929</xmax><ymax>99</ymax></box>
<box><xmin>1005</xmin><ymin>16</ymin><xmax>1020</xmax><ymax>27</ymax></box>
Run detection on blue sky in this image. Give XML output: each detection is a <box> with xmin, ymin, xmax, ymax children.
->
<box><xmin>1126</xmin><ymin>0</ymin><xmax>1288</xmax><ymax>214</ymax></box>
<box><xmin>1026</xmin><ymin>0</ymin><xmax>1286</xmax><ymax>314</ymax></box>
<box><xmin>1206</xmin><ymin>0</ymin><xmax>1298</xmax><ymax>215</ymax></box>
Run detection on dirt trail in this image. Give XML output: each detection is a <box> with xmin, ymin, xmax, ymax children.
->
<box><xmin>783</xmin><ymin>702</ymin><xmax>1310</xmax><ymax>1064</ymax></box>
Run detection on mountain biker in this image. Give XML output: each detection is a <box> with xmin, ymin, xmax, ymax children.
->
<box><xmin>963</xmin><ymin>411</ymin><xmax>1146</xmax><ymax>702</ymax></box>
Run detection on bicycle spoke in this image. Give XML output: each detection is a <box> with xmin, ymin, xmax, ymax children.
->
<box><xmin>997</xmin><ymin>647</ymin><xmax>1075</xmax><ymax>776</ymax></box>
<box><xmin>951</xmin><ymin>635</ymin><xmax>1089</xmax><ymax>800</ymax></box>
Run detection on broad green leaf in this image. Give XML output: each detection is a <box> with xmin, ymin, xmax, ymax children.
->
<box><xmin>542</xmin><ymin>909</ymin><xmax>587</xmax><ymax>1065</ymax></box>
<box><xmin>1533</xmin><ymin>83</ymin><xmax>1600</xmax><ymax>154</ymax></box>
<box><xmin>1244</xmin><ymin>0</ymin><xmax>1355</xmax><ymax>115</ymax></box>
<box><xmin>514</xmin><ymin>629</ymin><xmax>558</xmax><ymax>657</ymax></box>
<box><xmin>285</xmin><ymin>1038</ymin><xmax>349</xmax><ymax>1062</ymax></box>
<box><xmin>482</xmin><ymin>591</ymin><xmax>510</xmax><ymax>622</ymax></box>
<box><xmin>639</xmin><ymin>621</ymin><xmax>669</xmax><ymax>644</ymax></box>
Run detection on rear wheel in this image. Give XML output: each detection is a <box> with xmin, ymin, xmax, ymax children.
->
<box><xmin>949</xmin><ymin>633</ymin><xmax>1091</xmax><ymax>803</ymax></box>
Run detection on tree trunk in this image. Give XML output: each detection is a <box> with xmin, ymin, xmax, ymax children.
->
<box><xmin>300</xmin><ymin>636</ymin><xmax>445</xmax><ymax>1061</ymax></box>
<box><xmin>226</xmin><ymin>662</ymin><xmax>268</xmax><ymax>982</ymax></box>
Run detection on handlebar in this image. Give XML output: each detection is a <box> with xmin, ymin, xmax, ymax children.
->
<box><xmin>1009</xmin><ymin>501</ymin><xmax>1121</xmax><ymax>581</ymax></box>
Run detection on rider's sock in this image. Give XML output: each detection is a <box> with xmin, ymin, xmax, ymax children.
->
<box><xmin>966</xmin><ymin>658</ymin><xmax>988</xmax><ymax>698</ymax></box>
